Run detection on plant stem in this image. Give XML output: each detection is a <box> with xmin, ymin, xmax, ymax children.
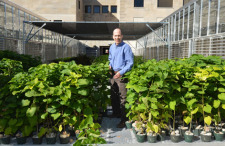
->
<box><xmin>190</xmin><ymin>113</ymin><xmax>192</xmax><ymax>132</ymax></box>
<box><xmin>173</xmin><ymin>109</ymin><xmax>175</xmax><ymax>131</ymax></box>
<box><xmin>202</xmin><ymin>85</ymin><xmax>205</xmax><ymax>128</ymax></box>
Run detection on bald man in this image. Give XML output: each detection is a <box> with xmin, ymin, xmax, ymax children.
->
<box><xmin>108</xmin><ymin>28</ymin><xmax>134</xmax><ymax>128</ymax></box>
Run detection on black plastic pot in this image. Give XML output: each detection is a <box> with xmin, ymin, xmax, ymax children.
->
<box><xmin>32</xmin><ymin>136</ymin><xmax>43</xmax><ymax>144</ymax></box>
<box><xmin>46</xmin><ymin>136</ymin><xmax>57</xmax><ymax>144</ymax></box>
<box><xmin>136</xmin><ymin>133</ymin><xmax>147</xmax><ymax>143</ymax></box>
<box><xmin>184</xmin><ymin>133</ymin><xmax>193</xmax><ymax>142</ymax></box>
<box><xmin>200</xmin><ymin>133</ymin><xmax>212</xmax><ymax>142</ymax></box>
<box><xmin>147</xmin><ymin>134</ymin><xmax>157</xmax><ymax>143</ymax></box>
<box><xmin>125</xmin><ymin>121</ymin><xmax>132</xmax><ymax>129</ymax></box>
<box><xmin>170</xmin><ymin>134</ymin><xmax>181</xmax><ymax>143</ymax></box>
<box><xmin>59</xmin><ymin>136</ymin><xmax>70</xmax><ymax>144</ymax></box>
<box><xmin>157</xmin><ymin>132</ymin><xmax>166</xmax><ymax>141</ymax></box>
<box><xmin>179</xmin><ymin>127</ymin><xmax>188</xmax><ymax>137</ymax></box>
<box><xmin>1</xmin><ymin>135</ymin><xmax>10</xmax><ymax>144</ymax></box>
<box><xmin>16</xmin><ymin>136</ymin><xmax>27</xmax><ymax>144</ymax></box>
<box><xmin>213</xmin><ymin>131</ymin><xmax>224</xmax><ymax>141</ymax></box>
<box><xmin>194</xmin><ymin>128</ymin><xmax>202</xmax><ymax>136</ymax></box>
<box><xmin>68</xmin><ymin>126</ymin><xmax>75</xmax><ymax>136</ymax></box>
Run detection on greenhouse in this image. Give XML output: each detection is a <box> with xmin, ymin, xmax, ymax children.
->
<box><xmin>1</xmin><ymin>0</ymin><xmax>225</xmax><ymax>145</ymax></box>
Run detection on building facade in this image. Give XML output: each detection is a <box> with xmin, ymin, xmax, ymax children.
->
<box><xmin>9</xmin><ymin>0</ymin><xmax>190</xmax><ymax>22</ymax></box>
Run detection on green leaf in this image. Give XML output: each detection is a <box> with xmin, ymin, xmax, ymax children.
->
<box><xmin>77</xmin><ymin>79</ymin><xmax>90</xmax><ymax>86</ymax></box>
<box><xmin>21</xmin><ymin>99</ymin><xmax>30</xmax><ymax>106</ymax></box>
<box><xmin>78</xmin><ymin>89</ymin><xmax>89</xmax><ymax>96</ymax></box>
<box><xmin>204</xmin><ymin>104</ymin><xmax>212</xmax><ymax>114</ymax></box>
<box><xmin>79</xmin><ymin>115</ymin><xmax>93</xmax><ymax>130</ymax></box>
<box><xmin>25</xmin><ymin>90</ymin><xmax>41</xmax><ymax>97</ymax></box>
<box><xmin>47</xmin><ymin>108</ymin><xmax>56</xmax><ymax>113</ymax></box>
<box><xmin>8</xmin><ymin>119</ymin><xmax>17</xmax><ymax>126</ymax></box>
<box><xmin>84</xmin><ymin>107</ymin><xmax>92</xmax><ymax>116</ymax></box>
<box><xmin>26</xmin><ymin>106</ymin><xmax>37</xmax><ymax>117</ymax></box>
<box><xmin>222</xmin><ymin>104</ymin><xmax>225</xmax><ymax>109</ymax></box>
<box><xmin>151</xmin><ymin>111</ymin><xmax>159</xmax><ymax>117</ymax></box>
<box><xmin>151</xmin><ymin>103</ymin><xmax>158</xmax><ymax>109</ymax></box>
<box><xmin>204</xmin><ymin>116</ymin><xmax>212</xmax><ymax>126</ymax></box>
<box><xmin>218</xmin><ymin>88</ymin><xmax>225</xmax><ymax>92</ymax></box>
<box><xmin>41</xmin><ymin>112</ymin><xmax>48</xmax><ymax>119</ymax></box>
<box><xmin>191</xmin><ymin>107</ymin><xmax>199</xmax><ymax>115</ymax></box>
<box><xmin>169</xmin><ymin>101</ymin><xmax>176</xmax><ymax>110</ymax></box>
<box><xmin>187</xmin><ymin>99</ymin><xmax>197</xmax><ymax>107</ymax></box>
<box><xmin>59</xmin><ymin>125</ymin><xmax>63</xmax><ymax>132</ymax></box>
<box><xmin>218</xmin><ymin>93</ymin><xmax>225</xmax><ymax>100</ymax></box>
<box><xmin>153</xmin><ymin>125</ymin><xmax>159</xmax><ymax>133</ymax></box>
<box><xmin>38</xmin><ymin>127</ymin><xmax>47</xmax><ymax>138</ymax></box>
<box><xmin>213</xmin><ymin>100</ymin><xmax>221</xmax><ymax>108</ymax></box>
<box><xmin>184</xmin><ymin>116</ymin><xmax>191</xmax><ymax>125</ymax></box>
<box><xmin>51</xmin><ymin>113</ymin><xmax>61</xmax><ymax>120</ymax></box>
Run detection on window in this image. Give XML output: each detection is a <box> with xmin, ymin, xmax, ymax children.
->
<box><xmin>102</xmin><ymin>6</ymin><xmax>108</xmax><ymax>13</ymax></box>
<box><xmin>134</xmin><ymin>0</ymin><xmax>144</xmax><ymax>7</ymax></box>
<box><xmin>158</xmin><ymin>0</ymin><xmax>173</xmax><ymax>7</ymax></box>
<box><xmin>85</xmin><ymin>5</ymin><xmax>91</xmax><ymax>13</ymax></box>
<box><xmin>94</xmin><ymin>5</ymin><xmax>100</xmax><ymax>13</ymax></box>
<box><xmin>78</xmin><ymin>1</ymin><xmax>80</xmax><ymax>9</ymax></box>
<box><xmin>111</xmin><ymin>6</ymin><xmax>117</xmax><ymax>13</ymax></box>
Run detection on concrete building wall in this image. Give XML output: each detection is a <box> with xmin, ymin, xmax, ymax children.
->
<box><xmin>9</xmin><ymin>0</ymin><xmax>187</xmax><ymax>22</ymax></box>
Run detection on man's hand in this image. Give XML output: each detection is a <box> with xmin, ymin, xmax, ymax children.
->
<box><xmin>109</xmin><ymin>66</ymin><xmax>112</xmax><ymax>75</ymax></box>
<box><xmin>113</xmin><ymin>72</ymin><xmax>122</xmax><ymax>79</ymax></box>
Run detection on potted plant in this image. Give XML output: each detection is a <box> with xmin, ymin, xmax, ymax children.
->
<box><xmin>183</xmin><ymin>98</ymin><xmax>199</xmax><ymax>142</ymax></box>
<box><xmin>146</xmin><ymin>122</ymin><xmax>158</xmax><ymax>143</ymax></box>
<box><xmin>169</xmin><ymin>100</ymin><xmax>181</xmax><ymax>143</ymax></box>
<box><xmin>212</xmin><ymin>99</ymin><xmax>224</xmax><ymax>141</ymax></box>
<box><xmin>200</xmin><ymin>116</ymin><xmax>212</xmax><ymax>142</ymax></box>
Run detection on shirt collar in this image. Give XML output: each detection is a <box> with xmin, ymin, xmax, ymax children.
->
<box><xmin>115</xmin><ymin>41</ymin><xmax>124</xmax><ymax>46</ymax></box>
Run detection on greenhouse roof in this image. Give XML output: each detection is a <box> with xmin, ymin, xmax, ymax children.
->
<box><xmin>26</xmin><ymin>21</ymin><xmax>167</xmax><ymax>40</ymax></box>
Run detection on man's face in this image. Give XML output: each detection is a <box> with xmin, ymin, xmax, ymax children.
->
<box><xmin>113</xmin><ymin>29</ymin><xmax>123</xmax><ymax>45</ymax></box>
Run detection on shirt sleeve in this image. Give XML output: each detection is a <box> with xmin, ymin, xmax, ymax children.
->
<box><xmin>119</xmin><ymin>45</ymin><xmax>134</xmax><ymax>75</ymax></box>
<box><xmin>108</xmin><ymin>46</ymin><xmax>112</xmax><ymax>67</ymax></box>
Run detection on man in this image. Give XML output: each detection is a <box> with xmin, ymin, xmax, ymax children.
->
<box><xmin>108</xmin><ymin>28</ymin><xmax>134</xmax><ymax>128</ymax></box>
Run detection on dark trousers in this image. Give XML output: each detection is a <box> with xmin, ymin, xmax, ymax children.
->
<box><xmin>110</xmin><ymin>74</ymin><xmax>128</xmax><ymax>122</ymax></box>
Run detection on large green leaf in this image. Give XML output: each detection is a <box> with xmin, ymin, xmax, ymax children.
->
<box><xmin>218</xmin><ymin>88</ymin><xmax>225</xmax><ymax>92</ymax></box>
<box><xmin>187</xmin><ymin>99</ymin><xmax>197</xmax><ymax>107</ymax></box>
<box><xmin>79</xmin><ymin>115</ymin><xmax>93</xmax><ymax>130</ymax></box>
<box><xmin>204</xmin><ymin>116</ymin><xmax>212</xmax><ymax>126</ymax></box>
<box><xmin>218</xmin><ymin>93</ymin><xmax>225</xmax><ymax>100</ymax></box>
<box><xmin>41</xmin><ymin>112</ymin><xmax>48</xmax><ymax>119</ymax></box>
<box><xmin>191</xmin><ymin>107</ymin><xmax>199</xmax><ymax>115</ymax></box>
<box><xmin>78</xmin><ymin>89</ymin><xmax>89</xmax><ymax>96</ymax></box>
<box><xmin>184</xmin><ymin>116</ymin><xmax>191</xmax><ymax>125</ymax></box>
<box><xmin>213</xmin><ymin>100</ymin><xmax>221</xmax><ymax>108</ymax></box>
<box><xmin>203</xmin><ymin>104</ymin><xmax>212</xmax><ymax>114</ymax></box>
<box><xmin>21</xmin><ymin>99</ymin><xmax>30</xmax><ymax>106</ymax></box>
<box><xmin>51</xmin><ymin>113</ymin><xmax>61</xmax><ymax>120</ymax></box>
<box><xmin>26</xmin><ymin>106</ymin><xmax>37</xmax><ymax>117</ymax></box>
<box><xmin>9</xmin><ymin>119</ymin><xmax>17</xmax><ymax>126</ymax></box>
<box><xmin>77</xmin><ymin>79</ymin><xmax>90</xmax><ymax>86</ymax></box>
<box><xmin>169</xmin><ymin>101</ymin><xmax>176</xmax><ymax>110</ymax></box>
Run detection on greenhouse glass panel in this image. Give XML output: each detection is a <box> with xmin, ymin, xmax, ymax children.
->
<box><xmin>209</xmin><ymin>0</ymin><xmax>217</xmax><ymax>34</ymax></box>
<box><xmin>5</xmin><ymin>4</ymin><xmax>13</xmax><ymax>37</ymax></box>
<box><xmin>175</xmin><ymin>13</ymin><xmax>179</xmax><ymax>41</ymax></box>
<box><xmin>189</xmin><ymin>4</ymin><xmax>194</xmax><ymax>38</ymax></box>
<box><xmin>0</xmin><ymin>2</ymin><xmax>5</xmax><ymax>36</ymax></box>
<box><xmin>219</xmin><ymin>0</ymin><xmax>225</xmax><ymax>33</ymax></box>
<box><xmin>19</xmin><ymin>10</ymin><xmax>24</xmax><ymax>39</ymax></box>
<box><xmin>13</xmin><ymin>7</ymin><xmax>19</xmax><ymax>38</ymax></box>
<box><xmin>201</xmin><ymin>0</ymin><xmax>208</xmax><ymax>36</ymax></box>
<box><xmin>179</xmin><ymin>10</ymin><xmax>183</xmax><ymax>40</ymax></box>
<box><xmin>194</xmin><ymin>0</ymin><xmax>201</xmax><ymax>37</ymax></box>
<box><xmin>183</xmin><ymin>7</ymin><xmax>188</xmax><ymax>39</ymax></box>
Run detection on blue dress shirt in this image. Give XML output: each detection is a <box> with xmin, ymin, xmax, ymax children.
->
<box><xmin>108</xmin><ymin>41</ymin><xmax>134</xmax><ymax>75</ymax></box>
